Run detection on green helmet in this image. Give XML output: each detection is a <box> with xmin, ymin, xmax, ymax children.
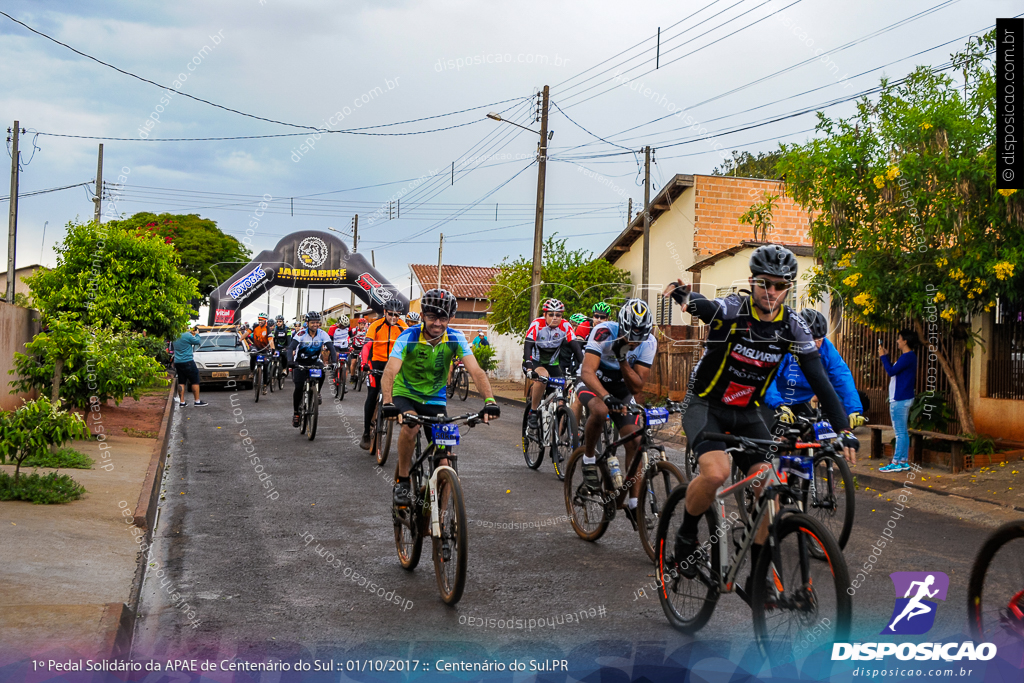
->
<box><xmin>569</xmin><ymin>313</ymin><xmax>588</xmax><ymax>326</ymax></box>
<box><xmin>592</xmin><ymin>301</ymin><xmax>612</xmax><ymax>316</ymax></box>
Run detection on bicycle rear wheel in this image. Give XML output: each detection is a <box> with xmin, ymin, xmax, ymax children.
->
<box><xmin>356</xmin><ymin>369</ymin><xmax>364</xmax><ymax>392</ymax></box>
<box><xmin>807</xmin><ymin>453</ymin><xmax>855</xmax><ymax>549</ymax></box>
<box><xmin>254</xmin><ymin>367</ymin><xmax>262</xmax><ymax>402</ymax></box>
<box><xmin>563</xmin><ymin>447</ymin><xmax>612</xmax><ymax>542</ymax></box>
<box><xmin>550</xmin><ymin>405</ymin><xmax>578</xmax><ymax>481</ymax></box>
<box><xmin>433</xmin><ymin>467</ymin><xmax>468</xmax><ymax>605</ymax></box>
<box><xmin>751</xmin><ymin>513</ymin><xmax>851</xmax><ymax>662</ymax></box>
<box><xmin>306</xmin><ymin>384</ymin><xmax>319</xmax><ymax>440</ymax></box>
<box><xmin>637</xmin><ymin>456</ymin><xmax>685</xmax><ymax>562</ymax></box>
<box><xmin>458</xmin><ymin>370</ymin><xmax>469</xmax><ymax>401</ymax></box>
<box><xmin>655</xmin><ymin>483</ymin><xmax>721</xmax><ymax>633</ymax></box>
<box><xmin>684</xmin><ymin>448</ymin><xmax>700</xmax><ymax>481</ymax></box>
<box><xmin>268</xmin><ymin>362</ymin><xmax>275</xmax><ymax>393</ymax></box>
<box><xmin>521</xmin><ymin>407</ymin><xmax>545</xmax><ymax>469</ymax></box>
<box><xmin>278</xmin><ymin>365</ymin><xmax>286</xmax><ymax>390</ymax></box>
<box><xmin>967</xmin><ymin>520</ymin><xmax>1024</xmax><ymax>647</ymax></box>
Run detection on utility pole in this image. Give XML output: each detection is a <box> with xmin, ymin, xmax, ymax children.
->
<box><xmin>627</xmin><ymin>197</ymin><xmax>632</xmax><ymax>227</ymax></box>
<box><xmin>530</xmin><ymin>85</ymin><xmax>550</xmax><ymax>320</ymax></box>
<box><xmin>349</xmin><ymin>214</ymin><xmax>358</xmax><ymax>314</ymax></box>
<box><xmin>93</xmin><ymin>144</ymin><xmax>103</xmax><ymax>223</ymax></box>
<box><xmin>371</xmin><ymin>250</ymin><xmax>375</xmax><ymax>268</ymax></box>
<box><xmin>641</xmin><ymin>146</ymin><xmax>651</xmax><ymax>304</ymax></box>
<box><xmin>409</xmin><ymin>272</ymin><xmax>413</xmax><ymax>299</ymax></box>
<box><xmin>6</xmin><ymin>121</ymin><xmax>20</xmax><ymax>304</ymax></box>
<box><xmin>437</xmin><ymin>233</ymin><xmax>444</xmax><ymax>289</ymax></box>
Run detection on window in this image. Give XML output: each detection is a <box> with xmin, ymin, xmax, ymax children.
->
<box><xmin>656</xmin><ymin>294</ymin><xmax>673</xmax><ymax>326</ymax></box>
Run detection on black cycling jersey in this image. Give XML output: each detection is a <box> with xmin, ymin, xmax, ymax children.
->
<box><xmin>272</xmin><ymin>327</ymin><xmax>292</xmax><ymax>347</ymax></box>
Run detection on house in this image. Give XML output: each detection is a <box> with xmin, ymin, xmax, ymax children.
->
<box><xmin>409</xmin><ymin>264</ymin><xmax>499</xmax><ymax>330</ymax></box>
<box><xmin>0</xmin><ymin>264</ymin><xmax>46</xmax><ymax>304</ymax></box>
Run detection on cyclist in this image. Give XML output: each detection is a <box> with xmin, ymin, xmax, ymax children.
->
<box><xmin>349</xmin><ymin>316</ymin><xmax>370</xmax><ymax>378</ymax></box>
<box><xmin>241</xmin><ymin>313</ymin><xmax>275</xmax><ymax>392</ymax></box>
<box><xmin>575</xmin><ymin>301</ymin><xmax>613</xmax><ymax>343</ymax></box>
<box><xmin>405</xmin><ymin>311</ymin><xmax>420</xmax><ymax>326</ymax></box>
<box><xmin>380</xmin><ymin>289</ymin><xmax>501</xmax><ymax>507</ymax></box>
<box><xmin>285</xmin><ymin>311</ymin><xmax>337</xmax><ymax>428</ymax></box>
<box><xmin>577</xmin><ymin>299</ymin><xmax>657</xmax><ymax>523</ymax></box>
<box><xmin>360</xmin><ymin>300</ymin><xmax>408</xmax><ymax>450</ymax></box>
<box><xmin>523</xmin><ymin>299</ymin><xmax>584</xmax><ymax>431</ymax></box>
<box><xmin>662</xmin><ymin>244</ymin><xmax>858</xmax><ymax>593</ymax></box>
<box><xmin>271</xmin><ymin>314</ymin><xmax>292</xmax><ymax>377</ymax></box>
<box><xmin>765</xmin><ymin>308</ymin><xmax>865</xmax><ymax>465</ymax></box>
<box><xmin>330</xmin><ymin>314</ymin><xmax>351</xmax><ymax>353</ymax></box>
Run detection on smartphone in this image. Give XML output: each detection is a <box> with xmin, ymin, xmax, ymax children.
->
<box><xmin>877</xmin><ymin>339</ymin><xmax>882</xmax><ymax>346</ymax></box>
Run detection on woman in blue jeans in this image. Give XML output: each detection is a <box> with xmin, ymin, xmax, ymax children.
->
<box><xmin>878</xmin><ymin>329</ymin><xmax>920</xmax><ymax>472</ymax></box>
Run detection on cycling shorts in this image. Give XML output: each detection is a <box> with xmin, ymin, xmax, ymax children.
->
<box><xmin>393</xmin><ymin>395</ymin><xmax>448</xmax><ymax>443</ymax></box>
<box><xmin>577</xmin><ymin>381</ymin><xmax>639</xmax><ymax>430</ymax></box>
<box><xmin>522</xmin><ymin>360</ymin><xmax>564</xmax><ymax>378</ymax></box>
<box><xmin>682</xmin><ymin>395</ymin><xmax>776</xmax><ymax>473</ymax></box>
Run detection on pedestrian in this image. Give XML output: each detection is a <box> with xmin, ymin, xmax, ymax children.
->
<box><xmin>878</xmin><ymin>329</ymin><xmax>919</xmax><ymax>472</ymax></box>
<box><xmin>472</xmin><ymin>330</ymin><xmax>490</xmax><ymax>346</ymax></box>
<box><xmin>173</xmin><ymin>325</ymin><xmax>208</xmax><ymax>407</ymax></box>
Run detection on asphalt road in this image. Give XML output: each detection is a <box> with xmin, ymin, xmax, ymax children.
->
<box><xmin>132</xmin><ymin>381</ymin><xmax>1021</xmax><ymax>664</ymax></box>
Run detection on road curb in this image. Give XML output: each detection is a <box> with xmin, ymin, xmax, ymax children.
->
<box><xmin>855</xmin><ymin>470</ymin><xmax>1024</xmax><ymax>513</ymax></box>
<box><xmin>97</xmin><ymin>602</ymin><xmax>134</xmax><ymax>659</ymax></box>
<box><xmin>132</xmin><ymin>381</ymin><xmax>176</xmax><ymax>531</ymax></box>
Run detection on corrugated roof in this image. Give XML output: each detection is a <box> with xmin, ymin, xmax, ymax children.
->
<box><xmin>410</xmin><ymin>264</ymin><xmax>500</xmax><ymax>300</ymax></box>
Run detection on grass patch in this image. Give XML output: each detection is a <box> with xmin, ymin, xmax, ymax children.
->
<box><xmin>0</xmin><ymin>471</ymin><xmax>87</xmax><ymax>504</ymax></box>
<box><xmin>123</xmin><ymin>427</ymin><xmax>158</xmax><ymax>439</ymax></box>
<box><xmin>21</xmin><ymin>447</ymin><xmax>93</xmax><ymax>469</ymax></box>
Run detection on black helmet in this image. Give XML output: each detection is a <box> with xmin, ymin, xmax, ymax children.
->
<box><xmin>421</xmin><ymin>288</ymin><xmax>457</xmax><ymax>319</ymax></box>
<box><xmin>618</xmin><ymin>299</ymin><xmax>653</xmax><ymax>342</ymax></box>
<box><xmin>749</xmin><ymin>244</ymin><xmax>798</xmax><ymax>280</ymax></box>
<box><xmin>383</xmin><ymin>298</ymin><xmax>404</xmax><ymax>314</ymax></box>
<box><xmin>304</xmin><ymin>310</ymin><xmax>321</xmax><ymax>322</ymax></box>
<box><xmin>800</xmin><ymin>308</ymin><xmax>828</xmax><ymax>339</ymax></box>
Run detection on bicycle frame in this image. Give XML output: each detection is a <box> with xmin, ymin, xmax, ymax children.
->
<box><xmin>713</xmin><ymin>465</ymin><xmax>786</xmax><ymax>593</ymax></box>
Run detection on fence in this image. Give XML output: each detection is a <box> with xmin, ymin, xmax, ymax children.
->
<box><xmin>987</xmin><ymin>300</ymin><xmax>1024</xmax><ymax>400</ymax></box>
<box><xmin>643</xmin><ymin>325</ymin><xmax>707</xmax><ymax>398</ymax></box>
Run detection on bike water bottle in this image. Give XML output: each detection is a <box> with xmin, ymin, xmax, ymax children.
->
<box><xmin>607</xmin><ymin>456</ymin><xmax>623</xmax><ymax>489</ymax></box>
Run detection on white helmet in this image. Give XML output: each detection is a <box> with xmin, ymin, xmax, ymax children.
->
<box><xmin>618</xmin><ymin>299</ymin><xmax>653</xmax><ymax>342</ymax></box>
<box><xmin>407</xmin><ymin>312</ymin><xmax>420</xmax><ymax>323</ymax></box>
<box><xmin>339</xmin><ymin>315</ymin><xmax>350</xmax><ymax>326</ymax></box>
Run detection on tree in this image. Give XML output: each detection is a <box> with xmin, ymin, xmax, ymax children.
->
<box><xmin>25</xmin><ymin>220</ymin><xmax>200</xmax><ymax>339</ymax></box>
<box><xmin>712</xmin><ymin>150</ymin><xmax>783</xmax><ymax>179</ymax></box>
<box><xmin>489</xmin><ymin>235</ymin><xmax>632</xmax><ymax>337</ymax></box>
<box><xmin>776</xmin><ymin>32</ymin><xmax>1022</xmax><ymax>433</ymax></box>
<box><xmin>116</xmin><ymin>212</ymin><xmax>251</xmax><ymax>304</ymax></box>
<box><xmin>0</xmin><ymin>397</ymin><xmax>89</xmax><ymax>483</ymax></box>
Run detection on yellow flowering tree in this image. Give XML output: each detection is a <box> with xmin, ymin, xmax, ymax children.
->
<box><xmin>777</xmin><ymin>32</ymin><xmax>1022</xmax><ymax>433</ymax></box>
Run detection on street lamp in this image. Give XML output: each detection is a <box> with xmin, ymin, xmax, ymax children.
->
<box><xmin>487</xmin><ymin>85</ymin><xmax>551</xmax><ymax>321</ymax></box>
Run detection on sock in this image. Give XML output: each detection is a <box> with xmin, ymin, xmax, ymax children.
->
<box><xmin>628</xmin><ymin>497</ymin><xmax>638</xmax><ymax>509</ymax></box>
<box><xmin>680</xmin><ymin>508</ymin><xmax>700</xmax><ymax>537</ymax></box>
<box><xmin>583</xmin><ymin>455</ymin><xmax>597</xmax><ymax>465</ymax></box>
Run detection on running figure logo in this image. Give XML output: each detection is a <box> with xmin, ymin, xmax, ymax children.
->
<box><xmin>882</xmin><ymin>572</ymin><xmax>949</xmax><ymax>635</ymax></box>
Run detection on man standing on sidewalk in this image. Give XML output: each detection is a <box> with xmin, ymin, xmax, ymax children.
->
<box><xmin>173</xmin><ymin>326</ymin><xmax>208</xmax><ymax>407</ymax></box>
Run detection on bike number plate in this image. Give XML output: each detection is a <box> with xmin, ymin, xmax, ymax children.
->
<box><xmin>339</xmin><ymin>353</ymin><xmax>349</xmax><ymax>360</ymax></box>
<box><xmin>645</xmin><ymin>407</ymin><xmax>669</xmax><ymax>425</ymax></box>
<box><xmin>256</xmin><ymin>355</ymin><xmax>265</xmax><ymax>362</ymax></box>
<box><xmin>308</xmin><ymin>368</ymin><xmax>322</xmax><ymax>378</ymax></box>
<box><xmin>547</xmin><ymin>376</ymin><xmax>565</xmax><ymax>387</ymax></box>
<box><xmin>814</xmin><ymin>420</ymin><xmax>838</xmax><ymax>440</ymax></box>
<box><xmin>430</xmin><ymin>423</ymin><xmax>460</xmax><ymax>446</ymax></box>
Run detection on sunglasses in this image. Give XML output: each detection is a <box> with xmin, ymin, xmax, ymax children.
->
<box><xmin>423</xmin><ymin>313</ymin><xmax>449</xmax><ymax>323</ymax></box>
<box><xmin>385</xmin><ymin>311</ymin><xmax>399</xmax><ymax>316</ymax></box>
<box><xmin>752</xmin><ymin>278</ymin><xmax>793</xmax><ymax>292</ymax></box>
<box><xmin>592</xmin><ymin>314</ymin><xmax>609</xmax><ymax>320</ymax></box>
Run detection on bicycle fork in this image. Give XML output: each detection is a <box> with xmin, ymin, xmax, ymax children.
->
<box><xmin>428</xmin><ymin>465</ymin><xmax>458</xmax><ymax>538</ymax></box>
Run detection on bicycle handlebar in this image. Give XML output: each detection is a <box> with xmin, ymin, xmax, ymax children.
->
<box><xmin>399</xmin><ymin>411</ymin><xmax>487</xmax><ymax>428</ymax></box>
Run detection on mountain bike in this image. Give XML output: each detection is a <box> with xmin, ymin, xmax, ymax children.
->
<box><xmin>448</xmin><ymin>360</ymin><xmax>469</xmax><ymax>401</ymax></box>
<box><xmin>563</xmin><ymin>402</ymin><xmax>686</xmax><ymax>561</ymax></box>
<box><xmin>251</xmin><ymin>349</ymin><xmax>271</xmax><ymax>402</ymax></box>
<box><xmin>266</xmin><ymin>352</ymin><xmax>279</xmax><ymax>394</ymax></box>
<box><xmin>967</xmin><ymin>519</ymin><xmax>1024</xmax><ymax>650</ymax></box>
<box><xmin>392</xmin><ymin>410</ymin><xmax>488</xmax><ymax>605</ymax></box>
<box><xmin>351</xmin><ymin>352</ymin><xmax>367</xmax><ymax>393</ymax></box>
<box><xmin>521</xmin><ymin>373</ymin><xmax>578</xmax><ymax>480</ymax></box>
<box><xmin>333</xmin><ymin>353</ymin><xmax>348</xmax><ymax>400</ymax></box>
<box><xmin>656</xmin><ymin>431</ymin><xmax>851</xmax><ymax>661</ymax></box>
<box><xmin>368</xmin><ymin>370</ymin><xmax>395</xmax><ymax>466</ymax></box>
<box><xmin>298</xmin><ymin>362</ymin><xmax>322</xmax><ymax>440</ymax></box>
<box><xmin>277</xmin><ymin>351</ymin><xmax>287</xmax><ymax>390</ymax></box>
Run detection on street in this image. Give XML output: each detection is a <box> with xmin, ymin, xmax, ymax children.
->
<box><xmin>132</xmin><ymin>384</ymin><xmax>1021</xmax><ymax>664</ymax></box>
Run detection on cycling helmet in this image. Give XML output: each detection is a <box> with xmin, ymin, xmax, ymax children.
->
<box><xmin>569</xmin><ymin>313</ymin><xmax>588</xmax><ymax>326</ymax></box>
<box><xmin>339</xmin><ymin>315</ymin><xmax>350</xmax><ymax>326</ymax></box>
<box><xmin>749</xmin><ymin>244</ymin><xmax>798</xmax><ymax>281</ymax></box>
<box><xmin>305</xmin><ymin>311</ymin><xmax>321</xmax><ymax>322</ymax></box>
<box><xmin>275</xmin><ymin>314</ymin><xmax>284</xmax><ymax>322</ymax></box>
<box><xmin>383</xmin><ymin>298</ymin><xmax>404</xmax><ymax>314</ymax></box>
<box><xmin>542</xmin><ymin>298</ymin><xmax>565</xmax><ymax>313</ymax></box>
<box><xmin>421</xmin><ymin>288</ymin><xmax>458</xmax><ymax>319</ymax></box>
<box><xmin>618</xmin><ymin>299</ymin><xmax>653</xmax><ymax>342</ymax></box>
<box><xmin>406</xmin><ymin>312</ymin><xmax>420</xmax><ymax>323</ymax></box>
<box><xmin>800</xmin><ymin>308</ymin><xmax>829</xmax><ymax>339</ymax></box>
<box><xmin>591</xmin><ymin>301</ymin><xmax>612</xmax><ymax>316</ymax></box>
<box><xmin>257</xmin><ymin>312</ymin><xmax>268</xmax><ymax>320</ymax></box>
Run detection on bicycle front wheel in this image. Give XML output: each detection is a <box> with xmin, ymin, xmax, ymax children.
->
<box><xmin>637</xmin><ymin>456</ymin><xmax>685</xmax><ymax>562</ymax></box>
<box><xmin>380</xmin><ymin>419</ymin><xmax>395</xmax><ymax>466</ymax></box>
<box><xmin>268</xmin><ymin>363</ymin><xmax>275</xmax><ymax>393</ymax></box>
<box><xmin>306</xmin><ymin>385</ymin><xmax>319</xmax><ymax>441</ymax></box>
<box><xmin>808</xmin><ymin>453</ymin><xmax>855</xmax><ymax>549</ymax></box>
<box><xmin>550</xmin><ymin>405</ymin><xmax>578</xmax><ymax>481</ymax></box>
<box><xmin>458</xmin><ymin>370</ymin><xmax>469</xmax><ymax>401</ymax></box>
<box><xmin>967</xmin><ymin>520</ymin><xmax>1024</xmax><ymax>647</ymax></box>
<box><xmin>563</xmin><ymin>447</ymin><xmax>612</xmax><ymax>542</ymax></box>
<box><xmin>684</xmin><ymin>448</ymin><xmax>700</xmax><ymax>481</ymax></box>
<box><xmin>278</xmin><ymin>365</ymin><xmax>286</xmax><ymax>390</ymax></box>
<box><xmin>253</xmin><ymin>367</ymin><xmax>262</xmax><ymax>402</ymax></box>
<box><xmin>521</xmin><ymin>407</ymin><xmax>545</xmax><ymax>469</ymax></box>
<box><xmin>395</xmin><ymin>504</ymin><xmax>424</xmax><ymax>570</ymax></box>
<box><xmin>751</xmin><ymin>513</ymin><xmax>852</xmax><ymax>662</ymax></box>
<box><xmin>433</xmin><ymin>467</ymin><xmax>468</xmax><ymax>605</ymax></box>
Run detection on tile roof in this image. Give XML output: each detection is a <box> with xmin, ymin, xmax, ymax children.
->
<box><xmin>410</xmin><ymin>264</ymin><xmax>500</xmax><ymax>300</ymax></box>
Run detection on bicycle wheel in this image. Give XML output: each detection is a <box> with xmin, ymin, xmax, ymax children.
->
<box><xmin>458</xmin><ymin>369</ymin><xmax>469</xmax><ymax>401</ymax></box>
<box><xmin>563</xmin><ymin>447</ymin><xmax>612</xmax><ymax>542</ymax></box>
<box><xmin>655</xmin><ymin>483</ymin><xmax>721</xmax><ymax>633</ymax></box>
<box><xmin>253</xmin><ymin>367</ymin><xmax>262</xmax><ymax>402</ymax></box>
<box><xmin>684</xmin><ymin>448</ymin><xmax>700</xmax><ymax>481</ymax></box>
<box><xmin>521</xmin><ymin>407</ymin><xmax>545</xmax><ymax>469</ymax></box>
<box><xmin>300</xmin><ymin>384</ymin><xmax>310</xmax><ymax>435</ymax></box>
<box><xmin>338</xmin><ymin>365</ymin><xmax>347</xmax><ymax>400</ymax></box>
<box><xmin>380</xmin><ymin>419</ymin><xmax>395</xmax><ymax>466</ymax></box>
<box><xmin>395</xmin><ymin>489</ymin><xmax>424</xmax><ymax>570</ymax></box>
<box><xmin>751</xmin><ymin>513</ymin><xmax>852</xmax><ymax>662</ymax></box>
<box><xmin>807</xmin><ymin>453</ymin><xmax>855</xmax><ymax>549</ymax></box>
<box><xmin>268</xmin><ymin>362</ymin><xmax>275</xmax><ymax>393</ymax></box>
<box><xmin>550</xmin><ymin>405</ymin><xmax>578</xmax><ymax>481</ymax></box>
<box><xmin>278</xmin><ymin>365</ymin><xmax>286</xmax><ymax>390</ymax></box>
<box><xmin>432</xmin><ymin>467</ymin><xmax>468</xmax><ymax>605</ymax></box>
<box><xmin>306</xmin><ymin>385</ymin><xmax>319</xmax><ymax>440</ymax></box>
<box><xmin>637</xmin><ymin>457</ymin><xmax>686</xmax><ymax>562</ymax></box>
<box><xmin>356</xmin><ymin>369</ymin><xmax>364</xmax><ymax>392</ymax></box>
<box><xmin>968</xmin><ymin>520</ymin><xmax>1024</xmax><ymax>647</ymax></box>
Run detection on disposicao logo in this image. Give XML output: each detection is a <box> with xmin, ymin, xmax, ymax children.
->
<box><xmin>882</xmin><ymin>571</ymin><xmax>949</xmax><ymax>635</ymax></box>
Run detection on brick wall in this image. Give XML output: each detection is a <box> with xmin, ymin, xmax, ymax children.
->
<box><xmin>692</xmin><ymin>175</ymin><xmax>813</xmax><ymax>259</ymax></box>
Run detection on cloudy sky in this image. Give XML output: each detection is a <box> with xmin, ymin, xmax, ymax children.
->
<box><xmin>0</xmin><ymin>0</ymin><xmax>1003</xmax><ymax>317</ymax></box>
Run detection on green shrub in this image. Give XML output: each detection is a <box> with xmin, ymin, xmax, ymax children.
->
<box><xmin>471</xmin><ymin>343</ymin><xmax>498</xmax><ymax>372</ymax></box>
<box><xmin>964</xmin><ymin>434</ymin><xmax>996</xmax><ymax>456</ymax></box>
<box><xmin>909</xmin><ymin>392</ymin><xmax>954</xmax><ymax>432</ymax></box>
<box><xmin>0</xmin><ymin>397</ymin><xmax>90</xmax><ymax>482</ymax></box>
<box><xmin>22</xmin><ymin>447</ymin><xmax>93</xmax><ymax>469</ymax></box>
<box><xmin>0</xmin><ymin>471</ymin><xmax>87</xmax><ymax>504</ymax></box>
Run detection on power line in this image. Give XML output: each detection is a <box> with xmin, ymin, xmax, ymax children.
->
<box><xmin>1</xmin><ymin>180</ymin><xmax>91</xmax><ymax>202</ymax></box>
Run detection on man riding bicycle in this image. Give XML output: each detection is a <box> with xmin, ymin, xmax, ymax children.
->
<box><xmin>405</xmin><ymin>312</ymin><xmax>420</xmax><ymax>326</ymax></box>
<box><xmin>241</xmin><ymin>313</ymin><xmax>276</xmax><ymax>392</ymax></box>
<box><xmin>379</xmin><ymin>289</ymin><xmax>500</xmax><ymax>508</ymax></box>
<box><xmin>349</xmin><ymin>316</ymin><xmax>370</xmax><ymax>378</ymax></box>
<box><xmin>574</xmin><ymin>301</ymin><xmax>612</xmax><ymax>343</ymax></box>
<box><xmin>663</xmin><ymin>244</ymin><xmax>858</xmax><ymax>593</ymax></box>
<box><xmin>360</xmin><ymin>300</ymin><xmax>407</xmax><ymax>450</ymax></box>
<box><xmin>285</xmin><ymin>311</ymin><xmax>337</xmax><ymax>428</ymax></box>
<box><xmin>765</xmin><ymin>308</ymin><xmax>865</xmax><ymax>465</ymax></box>
<box><xmin>577</xmin><ymin>298</ymin><xmax>657</xmax><ymax>523</ymax></box>
<box><xmin>523</xmin><ymin>299</ymin><xmax>584</xmax><ymax>431</ymax></box>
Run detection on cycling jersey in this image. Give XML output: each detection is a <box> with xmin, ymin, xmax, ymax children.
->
<box><xmin>524</xmin><ymin>317</ymin><xmax>576</xmax><ymax>365</ymax></box>
<box><xmin>584</xmin><ymin>321</ymin><xmax>657</xmax><ymax>385</ymax></box>
<box><xmin>765</xmin><ymin>337</ymin><xmax>863</xmax><ymax>414</ymax></box>
<box><xmin>574</xmin><ymin>319</ymin><xmax>593</xmax><ymax>342</ymax></box>
<box><xmin>366</xmin><ymin>317</ymin><xmax>407</xmax><ymax>362</ymax></box>
<box><xmin>288</xmin><ymin>329</ymin><xmax>336</xmax><ymax>367</ymax></box>
<box><xmin>271</xmin><ymin>325</ymin><xmax>291</xmax><ymax>348</ymax></box>
<box><xmin>351</xmin><ymin>325</ymin><xmax>368</xmax><ymax>347</ymax></box>
<box><xmin>332</xmin><ymin>325</ymin><xmax>351</xmax><ymax>350</ymax></box>
<box><xmin>249</xmin><ymin>323</ymin><xmax>272</xmax><ymax>349</ymax></box>
<box><xmin>389</xmin><ymin>326</ymin><xmax>472</xmax><ymax>405</ymax></box>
